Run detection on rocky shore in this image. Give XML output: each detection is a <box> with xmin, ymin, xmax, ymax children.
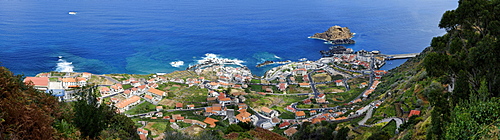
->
<box><xmin>309</xmin><ymin>25</ymin><xmax>355</xmax><ymax>44</ymax></box>
<box><xmin>256</xmin><ymin>60</ymin><xmax>292</xmax><ymax>67</ymax></box>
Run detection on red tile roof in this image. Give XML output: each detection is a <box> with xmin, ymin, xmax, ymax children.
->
<box><xmin>176</xmin><ymin>103</ymin><xmax>183</xmax><ymax>108</ymax></box>
<box><xmin>296</xmin><ymin>111</ymin><xmax>305</xmax><ymax>117</ymax></box>
<box><xmin>115</xmin><ymin>96</ymin><xmax>141</xmax><ymax>109</ymax></box>
<box><xmin>408</xmin><ymin>110</ymin><xmax>421</xmax><ymax>117</ymax></box>
<box><xmin>261</xmin><ymin>107</ymin><xmax>272</xmax><ymax>113</ymax></box>
<box><xmin>148</xmin><ymin>88</ymin><xmax>165</xmax><ymax>96</ymax></box>
<box><xmin>204</xmin><ymin>117</ymin><xmax>219</xmax><ymax>128</ymax></box>
<box><xmin>279</xmin><ymin>121</ymin><xmax>290</xmax><ymax>128</ymax></box>
<box><xmin>24</xmin><ymin>77</ymin><xmax>49</xmax><ymax>87</ymax></box>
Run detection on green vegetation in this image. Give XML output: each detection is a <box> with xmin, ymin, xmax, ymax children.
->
<box><xmin>421</xmin><ymin>0</ymin><xmax>500</xmax><ymax>139</ymax></box>
<box><xmin>381</xmin><ymin>120</ymin><xmax>397</xmax><ymax>136</ymax></box>
<box><xmin>292</xmin><ymin>122</ymin><xmax>339</xmax><ymax>140</ymax></box>
<box><xmin>73</xmin><ymin>87</ymin><xmax>139</xmax><ymax>139</ymax></box>
<box><xmin>122</xmin><ymin>84</ymin><xmax>133</xmax><ymax>89</ymax></box>
<box><xmin>124</xmin><ymin>102</ymin><xmax>156</xmax><ymax>115</ymax></box>
<box><xmin>49</xmin><ymin>77</ymin><xmax>58</xmax><ymax>82</ymax></box>
<box><xmin>250</xmin><ymin>79</ymin><xmax>261</xmax><ymax>83</ymax></box>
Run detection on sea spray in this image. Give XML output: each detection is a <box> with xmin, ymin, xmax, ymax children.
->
<box><xmin>197</xmin><ymin>53</ymin><xmax>245</xmax><ymax>66</ymax></box>
<box><xmin>170</xmin><ymin>61</ymin><xmax>184</xmax><ymax>67</ymax></box>
<box><xmin>55</xmin><ymin>58</ymin><xmax>74</xmax><ymax>72</ymax></box>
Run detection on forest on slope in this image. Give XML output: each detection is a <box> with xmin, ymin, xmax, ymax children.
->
<box><xmin>423</xmin><ymin>0</ymin><xmax>500</xmax><ymax>139</ymax></box>
<box><xmin>376</xmin><ymin>0</ymin><xmax>500</xmax><ymax>139</ymax></box>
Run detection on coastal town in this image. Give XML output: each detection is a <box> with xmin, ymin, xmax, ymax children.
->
<box><xmin>23</xmin><ymin>50</ymin><xmax>421</xmax><ymax>140</ymax></box>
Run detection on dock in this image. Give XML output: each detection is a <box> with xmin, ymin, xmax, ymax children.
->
<box><xmin>382</xmin><ymin>53</ymin><xmax>420</xmax><ymax>60</ymax></box>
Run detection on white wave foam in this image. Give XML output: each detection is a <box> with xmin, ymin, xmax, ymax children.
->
<box><xmin>55</xmin><ymin>58</ymin><xmax>74</xmax><ymax>72</ymax></box>
<box><xmin>170</xmin><ymin>61</ymin><xmax>184</xmax><ymax>67</ymax></box>
<box><xmin>197</xmin><ymin>53</ymin><xmax>245</xmax><ymax>66</ymax></box>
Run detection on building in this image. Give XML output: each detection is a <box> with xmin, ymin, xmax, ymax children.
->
<box><xmin>277</xmin><ymin>83</ymin><xmax>288</xmax><ymax>91</ymax></box>
<box><xmin>261</xmin><ymin>107</ymin><xmax>272</xmax><ymax>116</ymax></box>
<box><xmin>303</xmin><ymin>99</ymin><xmax>312</xmax><ymax>104</ymax></box>
<box><xmin>82</xmin><ymin>72</ymin><xmax>92</xmax><ymax>78</ymax></box>
<box><xmin>408</xmin><ymin>110</ymin><xmax>421</xmax><ymax>118</ymax></box>
<box><xmin>115</xmin><ymin>96</ymin><xmax>141</xmax><ymax>113</ymax></box>
<box><xmin>310</xmin><ymin>110</ymin><xmax>317</xmax><ymax>115</ymax></box>
<box><xmin>204</xmin><ymin>117</ymin><xmax>219</xmax><ymax>128</ymax></box>
<box><xmin>61</xmin><ymin>77</ymin><xmax>87</xmax><ymax>88</ymax></box>
<box><xmin>137</xmin><ymin>128</ymin><xmax>148</xmax><ymax>140</ymax></box>
<box><xmin>111</xmin><ymin>84</ymin><xmax>124</xmax><ymax>92</ymax></box>
<box><xmin>24</xmin><ymin>77</ymin><xmax>49</xmax><ymax>90</ymax></box>
<box><xmin>295</xmin><ymin>111</ymin><xmax>306</xmax><ymax>119</ymax></box>
<box><xmin>176</xmin><ymin>103</ymin><xmax>183</xmax><ymax>109</ymax></box>
<box><xmin>318</xmin><ymin>93</ymin><xmax>325</xmax><ymax>99</ymax></box>
<box><xmin>100</xmin><ymin>87</ymin><xmax>111</xmax><ymax>94</ymax></box>
<box><xmin>146</xmin><ymin>88</ymin><xmax>165</xmax><ymax>104</ymax></box>
<box><xmin>218</xmin><ymin>97</ymin><xmax>231</xmax><ymax>105</ymax></box>
<box><xmin>335</xmin><ymin>80</ymin><xmax>344</xmax><ymax>86</ymax></box>
<box><xmin>299</xmin><ymin>83</ymin><xmax>310</xmax><ymax>88</ymax></box>
<box><xmin>235</xmin><ymin>111</ymin><xmax>252</xmax><ymax>123</ymax></box>
<box><xmin>156</xmin><ymin>106</ymin><xmax>163</xmax><ymax>111</ymax></box>
<box><xmin>279</xmin><ymin>121</ymin><xmax>291</xmax><ymax>129</ymax></box>
<box><xmin>187</xmin><ymin>104</ymin><xmax>195</xmax><ymax>109</ymax></box>
<box><xmin>285</xmin><ymin>105</ymin><xmax>296</xmax><ymax>113</ymax></box>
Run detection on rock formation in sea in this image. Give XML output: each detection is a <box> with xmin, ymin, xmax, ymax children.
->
<box><xmin>310</xmin><ymin>25</ymin><xmax>355</xmax><ymax>44</ymax></box>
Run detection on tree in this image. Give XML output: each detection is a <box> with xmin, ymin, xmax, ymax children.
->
<box><xmin>367</xmin><ymin>131</ymin><xmax>391</xmax><ymax>140</ymax></box>
<box><xmin>226</xmin><ymin>124</ymin><xmax>245</xmax><ymax>133</ymax></box>
<box><xmin>73</xmin><ymin>86</ymin><xmax>108</xmax><ymax>138</ymax></box>
<box><xmin>72</xmin><ymin>86</ymin><xmax>138</xmax><ymax>139</ymax></box>
<box><xmin>0</xmin><ymin>67</ymin><xmax>62</xmax><ymax>139</ymax></box>
<box><xmin>334</xmin><ymin>127</ymin><xmax>350</xmax><ymax>140</ymax></box>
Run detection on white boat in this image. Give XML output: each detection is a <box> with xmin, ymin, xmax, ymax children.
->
<box><xmin>68</xmin><ymin>11</ymin><xmax>77</xmax><ymax>15</ymax></box>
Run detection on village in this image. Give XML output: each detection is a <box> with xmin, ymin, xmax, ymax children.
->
<box><xmin>23</xmin><ymin>53</ymin><xmax>420</xmax><ymax>140</ymax></box>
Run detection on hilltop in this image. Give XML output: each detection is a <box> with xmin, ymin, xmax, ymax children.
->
<box><xmin>309</xmin><ymin>25</ymin><xmax>356</xmax><ymax>44</ymax></box>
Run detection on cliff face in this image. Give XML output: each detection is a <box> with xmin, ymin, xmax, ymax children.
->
<box><xmin>310</xmin><ymin>25</ymin><xmax>355</xmax><ymax>44</ymax></box>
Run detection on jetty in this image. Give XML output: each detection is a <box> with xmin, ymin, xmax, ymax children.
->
<box><xmin>382</xmin><ymin>53</ymin><xmax>420</xmax><ymax>60</ymax></box>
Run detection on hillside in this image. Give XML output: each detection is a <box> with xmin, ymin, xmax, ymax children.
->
<box><xmin>362</xmin><ymin>0</ymin><xmax>500</xmax><ymax>139</ymax></box>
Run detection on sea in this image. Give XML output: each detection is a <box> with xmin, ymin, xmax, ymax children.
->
<box><xmin>0</xmin><ymin>0</ymin><xmax>458</xmax><ymax>76</ymax></box>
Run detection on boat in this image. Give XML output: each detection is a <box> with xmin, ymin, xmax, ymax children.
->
<box><xmin>68</xmin><ymin>11</ymin><xmax>77</xmax><ymax>15</ymax></box>
<box><xmin>299</xmin><ymin>58</ymin><xmax>307</xmax><ymax>61</ymax></box>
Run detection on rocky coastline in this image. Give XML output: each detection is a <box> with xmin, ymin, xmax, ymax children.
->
<box><xmin>309</xmin><ymin>25</ymin><xmax>355</xmax><ymax>45</ymax></box>
<box><xmin>256</xmin><ymin>60</ymin><xmax>292</xmax><ymax>67</ymax></box>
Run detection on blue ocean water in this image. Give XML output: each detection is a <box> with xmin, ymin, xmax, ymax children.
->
<box><xmin>0</xmin><ymin>0</ymin><xmax>458</xmax><ymax>76</ymax></box>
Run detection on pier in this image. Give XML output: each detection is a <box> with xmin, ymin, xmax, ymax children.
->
<box><xmin>382</xmin><ymin>53</ymin><xmax>420</xmax><ymax>60</ymax></box>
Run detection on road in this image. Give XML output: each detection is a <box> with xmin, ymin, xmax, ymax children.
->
<box><xmin>357</xmin><ymin>107</ymin><xmax>374</xmax><ymax>125</ymax></box>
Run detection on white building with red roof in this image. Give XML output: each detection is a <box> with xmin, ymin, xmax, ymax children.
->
<box><xmin>24</xmin><ymin>77</ymin><xmax>49</xmax><ymax>90</ymax></box>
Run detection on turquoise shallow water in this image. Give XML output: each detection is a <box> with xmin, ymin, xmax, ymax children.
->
<box><xmin>0</xmin><ymin>0</ymin><xmax>458</xmax><ymax>76</ymax></box>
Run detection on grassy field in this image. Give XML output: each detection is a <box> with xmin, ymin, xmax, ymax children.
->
<box><xmin>125</xmin><ymin>102</ymin><xmax>156</xmax><ymax>115</ymax></box>
<box><xmin>165</xmin><ymin>110</ymin><xmax>206</xmax><ymax>121</ymax></box>
<box><xmin>287</xmin><ymin>85</ymin><xmax>313</xmax><ymax>94</ymax></box>
<box><xmin>316</xmin><ymin>83</ymin><xmax>345</xmax><ymax>93</ymax></box>
<box><xmin>270</xmin><ymin>106</ymin><xmax>295</xmax><ymax>119</ymax></box>
<box><xmin>163</xmin><ymin>70</ymin><xmax>197</xmax><ymax>80</ymax></box>
<box><xmin>122</xmin><ymin>84</ymin><xmax>133</xmax><ymax>89</ymax></box>
<box><xmin>312</xmin><ymin>73</ymin><xmax>331</xmax><ymax>83</ymax></box>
